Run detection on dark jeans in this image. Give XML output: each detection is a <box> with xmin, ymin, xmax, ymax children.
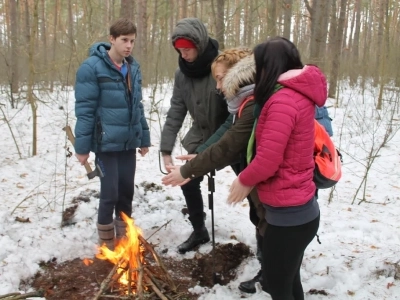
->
<box><xmin>181</xmin><ymin>175</ymin><xmax>204</xmax><ymax>231</ymax></box>
<box><xmin>262</xmin><ymin>215</ymin><xmax>320</xmax><ymax>300</ymax></box>
<box><xmin>96</xmin><ymin>150</ymin><xmax>136</xmax><ymax>225</ymax></box>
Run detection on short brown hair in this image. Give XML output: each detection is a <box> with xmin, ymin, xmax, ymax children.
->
<box><xmin>211</xmin><ymin>47</ymin><xmax>252</xmax><ymax>78</ymax></box>
<box><xmin>109</xmin><ymin>18</ymin><xmax>137</xmax><ymax>38</ymax></box>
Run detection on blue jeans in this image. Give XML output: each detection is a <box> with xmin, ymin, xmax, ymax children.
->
<box><xmin>95</xmin><ymin>150</ymin><xmax>136</xmax><ymax>224</ymax></box>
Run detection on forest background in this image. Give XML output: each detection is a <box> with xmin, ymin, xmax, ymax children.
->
<box><xmin>1</xmin><ymin>0</ymin><xmax>399</xmax><ymax>154</ymax></box>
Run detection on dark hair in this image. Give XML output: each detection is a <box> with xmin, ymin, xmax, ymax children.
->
<box><xmin>109</xmin><ymin>18</ymin><xmax>137</xmax><ymax>38</ymax></box>
<box><xmin>253</xmin><ymin>37</ymin><xmax>303</xmax><ymax>108</ymax></box>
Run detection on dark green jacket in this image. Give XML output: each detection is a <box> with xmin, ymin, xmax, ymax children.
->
<box><xmin>181</xmin><ymin>100</ymin><xmax>255</xmax><ymax>179</ymax></box>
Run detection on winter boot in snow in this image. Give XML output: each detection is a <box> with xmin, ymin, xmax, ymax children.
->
<box><xmin>114</xmin><ymin>218</ymin><xmax>127</xmax><ymax>243</ymax></box>
<box><xmin>239</xmin><ymin>230</ymin><xmax>264</xmax><ymax>293</ymax></box>
<box><xmin>177</xmin><ymin>226</ymin><xmax>210</xmax><ymax>254</ymax></box>
<box><xmin>97</xmin><ymin>222</ymin><xmax>115</xmax><ymax>250</ymax></box>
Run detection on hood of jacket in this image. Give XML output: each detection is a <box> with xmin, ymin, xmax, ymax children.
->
<box><xmin>223</xmin><ymin>54</ymin><xmax>256</xmax><ymax>100</ymax></box>
<box><xmin>277</xmin><ymin>65</ymin><xmax>327</xmax><ymax>107</ymax></box>
<box><xmin>171</xmin><ymin>18</ymin><xmax>210</xmax><ymax>56</ymax></box>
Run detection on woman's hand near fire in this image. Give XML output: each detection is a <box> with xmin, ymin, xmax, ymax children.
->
<box><xmin>161</xmin><ymin>165</ymin><xmax>191</xmax><ymax>187</ymax></box>
<box><xmin>227</xmin><ymin>177</ymin><xmax>253</xmax><ymax>205</ymax></box>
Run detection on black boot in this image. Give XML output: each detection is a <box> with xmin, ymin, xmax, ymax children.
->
<box><xmin>177</xmin><ymin>226</ymin><xmax>210</xmax><ymax>254</ymax></box>
<box><xmin>238</xmin><ymin>269</ymin><xmax>263</xmax><ymax>294</ymax></box>
<box><xmin>239</xmin><ymin>230</ymin><xmax>264</xmax><ymax>294</ymax></box>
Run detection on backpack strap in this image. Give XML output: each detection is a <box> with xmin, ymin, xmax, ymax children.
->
<box><xmin>238</xmin><ymin>95</ymin><xmax>254</xmax><ymax>118</ymax></box>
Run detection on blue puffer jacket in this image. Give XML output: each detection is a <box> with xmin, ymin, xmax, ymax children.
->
<box><xmin>315</xmin><ymin>106</ymin><xmax>333</xmax><ymax>136</ymax></box>
<box><xmin>74</xmin><ymin>42</ymin><xmax>151</xmax><ymax>154</ymax></box>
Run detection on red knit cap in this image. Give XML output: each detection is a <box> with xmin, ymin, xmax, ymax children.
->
<box><xmin>174</xmin><ymin>38</ymin><xmax>196</xmax><ymax>49</ymax></box>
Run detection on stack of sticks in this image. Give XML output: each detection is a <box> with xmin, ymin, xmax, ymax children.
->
<box><xmin>93</xmin><ymin>236</ymin><xmax>177</xmax><ymax>300</ymax></box>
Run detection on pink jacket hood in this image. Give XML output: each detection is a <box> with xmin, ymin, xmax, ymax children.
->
<box><xmin>278</xmin><ymin>65</ymin><xmax>327</xmax><ymax>107</ymax></box>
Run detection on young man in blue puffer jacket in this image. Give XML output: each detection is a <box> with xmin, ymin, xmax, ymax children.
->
<box><xmin>74</xmin><ymin>18</ymin><xmax>151</xmax><ymax>249</ymax></box>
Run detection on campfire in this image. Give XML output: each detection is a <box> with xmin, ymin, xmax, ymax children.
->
<box><xmin>84</xmin><ymin>213</ymin><xmax>177</xmax><ymax>300</ymax></box>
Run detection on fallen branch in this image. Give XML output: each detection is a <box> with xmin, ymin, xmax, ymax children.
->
<box><xmin>0</xmin><ymin>290</ymin><xmax>44</xmax><ymax>299</ymax></box>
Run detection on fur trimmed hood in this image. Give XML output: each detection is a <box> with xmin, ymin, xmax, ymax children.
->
<box><xmin>223</xmin><ymin>54</ymin><xmax>256</xmax><ymax>100</ymax></box>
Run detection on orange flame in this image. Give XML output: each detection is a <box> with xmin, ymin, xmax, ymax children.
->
<box><xmin>96</xmin><ymin>212</ymin><xmax>144</xmax><ymax>286</ymax></box>
<box><xmin>83</xmin><ymin>258</ymin><xmax>93</xmax><ymax>266</ymax></box>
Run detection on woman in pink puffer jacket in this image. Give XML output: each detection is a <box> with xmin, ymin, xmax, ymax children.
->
<box><xmin>228</xmin><ymin>37</ymin><xmax>327</xmax><ymax>300</ymax></box>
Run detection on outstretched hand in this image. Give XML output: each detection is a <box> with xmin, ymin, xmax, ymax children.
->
<box><xmin>161</xmin><ymin>165</ymin><xmax>191</xmax><ymax>187</ymax></box>
<box><xmin>227</xmin><ymin>177</ymin><xmax>253</xmax><ymax>205</ymax></box>
<box><xmin>175</xmin><ymin>154</ymin><xmax>197</xmax><ymax>161</ymax></box>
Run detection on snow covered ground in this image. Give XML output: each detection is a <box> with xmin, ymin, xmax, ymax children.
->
<box><xmin>0</xmin><ymin>82</ymin><xmax>399</xmax><ymax>299</ymax></box>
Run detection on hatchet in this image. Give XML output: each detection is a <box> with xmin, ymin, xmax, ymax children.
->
<box><xmin>63</xmin><ymin>125</ymin><xmax>104</xmax><ymax>180</ymax></box>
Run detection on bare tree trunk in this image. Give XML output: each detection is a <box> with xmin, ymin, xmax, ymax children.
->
<box><xmin>150</xmin><ymin>0</ymin><xmax>158</xmax><ymax>49</ymax></box>
<box><xmin>216</xmin><ymin>0</ymin><xmax>225</xmax><ymax>48</ymax></box>
<box><xmin>24</xmin><ymin>0</ymin><xmax>31</xmax><ymax>44</ymax></box>
<box><xmin>246</xmin><ymin>0</ymin><xmax>254</xmax><ymax>45</ymax></box>
<box><xmin>180</xmin><ymin>0</ymin><xmax>188</xmax><ymax>19</ymax></box>
<box><xmin>40</xmin><ymin>0</ymin><xmax>47</xmax><ymax>85</ymax></box>
<box><xmin>267</xmin><ymin>0</ymin><xmax>277</xmax><ymax>37</ymax></box>
<box><xmin>120</xmin><ymin>0</ymin><xmax>134</xmax><ymax>19</ymax></box>
<box><xmin>374</xmin><ymin>0</ymin><xmax>386</xmax><ymax>86</ymax></box>
<box><xmin>136</xmin><ymin>0</ymin><xmax>148</xmax><ymax>85</ymax></box>
<box><xmin>352</xmin><ymin>0</ymin><xmax>361</xmax><ymax>64</ymax></box>
<box><xmin>328</xmin><ymin>0</ymin><xmax>337</xmax><ymax>70</ymax></box>
<box><xmin>68</xmin><ymin>0</ymin><xmax>75</xmax><ymax>50</ymax></box>
<box><xmin>376</xmin><ymin>0</ymin><xmax>390</xmax><ymax>110</ymax></box>
<box><xmin>328</xmin><ymin>0</ymin><xmax>347</xmax><ymax>100</ymax></box>
<box><xmin>234</xmin><ymin>0</ymin><xmax>241</xmax><ymax>45</ymax></box>
<box><xmin>169</xmin><ymin>0</ymin><xmax>174</xmax><ymax>34</ymax></box>
<box><xmin>282</xmin><ymin>0</ymin><xmax>293</xmax><ymax>39</ymax></box>
<box><xmin>243</xmin><ymin>0</ymin><xmax>249</xmax><ymax>44</ymax></box>
<box><xmin>27</xmin><ymin>0</ymin><xmax>39</xmax><ymax>156</ymax></box>
<box><xmin>10</xmin><ymin>0</ymin><xmax>19</xmax><ymax>94</ymax></box>
<box><xmin>50</xmin><ymin>0</ymin><xmax>59</xmax><ymax>92</ymax></box>
<box><xmin>292</xmin><ymin>2</ymin><xmax>301</xmax><ymax>46</ymax></box>
<box><xmin>305</xmin><ymin>0</ymin><xmax>330</xmax><ymax>68</ymax></box>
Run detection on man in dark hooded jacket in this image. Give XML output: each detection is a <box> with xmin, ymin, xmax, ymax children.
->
<box><xmin>160</xmin><ymin>18</ymin><xmax>228</xmax><ymax>254</ymax></box>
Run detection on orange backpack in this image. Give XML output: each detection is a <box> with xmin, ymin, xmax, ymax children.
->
<box><xmin>313</xmin><ymin>120</ymin><xmax>342</xmax><ymax>189</ymax></box>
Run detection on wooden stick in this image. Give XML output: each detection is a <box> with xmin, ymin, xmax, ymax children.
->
<box><xmin>0</xmin><ymin>293</ymin><xmax>20</xmax><ymax>299</ymax></box>
<box><xmin>144</xmin><ymin>275</ymin><xmax>168</xmax><ymax>300</ymax></box>
<box><xmin>136</xmin><ymin>254</ymin><xmax>144</xmax><ymax>299</ymax></box>
<box><xmin>0</xmin><ymin>290</ymin><xmax>44</xmax><ymax>300</ymax></box>
<box><xmin>93</xmin><ymin>259</ymin><xmax>126</xmax><ymax>300</ymax></box>
<box><xmin>144</xmin><ymin>267</ymin><xmax>166</xmax><ymax>292</ymax></box>
<box><xmin>139</xmin><ymin>235</ymin><xmax>176</xmax><ymax>291</ymax></box>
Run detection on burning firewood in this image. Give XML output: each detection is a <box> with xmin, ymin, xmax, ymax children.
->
<box><xmin>90</xmin><ymin>213</ymin><xmax>177</xmax><ymax>300</ymax></box>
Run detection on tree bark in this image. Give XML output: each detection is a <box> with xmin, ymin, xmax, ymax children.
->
<box><xmin>216</xmin><ymin>0</ymin><xmax>225</xmax><ymax>49</ymax></box>
<box><xmin>267</xmin><ymin>0</ymin><xmax>277</xmax><ymax>37</ymax></box>
<box><xmin>9</xmin><ymin>0</ymin><xmax>19</xmax><ymax>94</ymax></box>
<box><xmin>328</xmin><ymin>0</ymin><xmax>347</xmax><ymax>100</ymax></box>
<box><xmin>120</xmin><ymin>0</ymin><xmax>134</xmax><ymax>19</ymax></box>
<box><xmin>27</xmin><ymin>0</ymin><xmax>39</xmax><ymax>156</ymax></box>
<box><xmin>282</xmin><ymin>0</ymin><xmax>293</xmax><ymax>39</ymax></box>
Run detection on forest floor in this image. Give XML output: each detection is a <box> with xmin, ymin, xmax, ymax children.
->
<box><xmin>28</xmin><ymin>242</ymin><xmax>251</xmax><ymax>300</ymax></box>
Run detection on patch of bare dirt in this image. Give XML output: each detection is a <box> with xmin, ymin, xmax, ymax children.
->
<box><xmin>27</xmin><ymin>242</ymin><xmax>252</xmax><ymax>300</ymax></box>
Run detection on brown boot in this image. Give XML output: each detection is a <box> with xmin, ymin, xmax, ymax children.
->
<box><xmin>97</xmin><ymin>222</ymin><xmax>115</xmax><ymax>250</ymax></box>
<box><xmin>114</xmin><ymin>218</ymin><xmax>127</xmax><ymax>244</ymax></box>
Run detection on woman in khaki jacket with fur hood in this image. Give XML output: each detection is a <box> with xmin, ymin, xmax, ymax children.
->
<box><xmin>162</xmin><ymin>49</ymin><xmax>266</xmax><ymax>294</ymax></box>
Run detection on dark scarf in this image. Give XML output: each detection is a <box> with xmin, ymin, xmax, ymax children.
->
<box><xmin>178</xmin><ymin>38</ymin><xmax>219</xmax><ymax>78</ymax></box>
